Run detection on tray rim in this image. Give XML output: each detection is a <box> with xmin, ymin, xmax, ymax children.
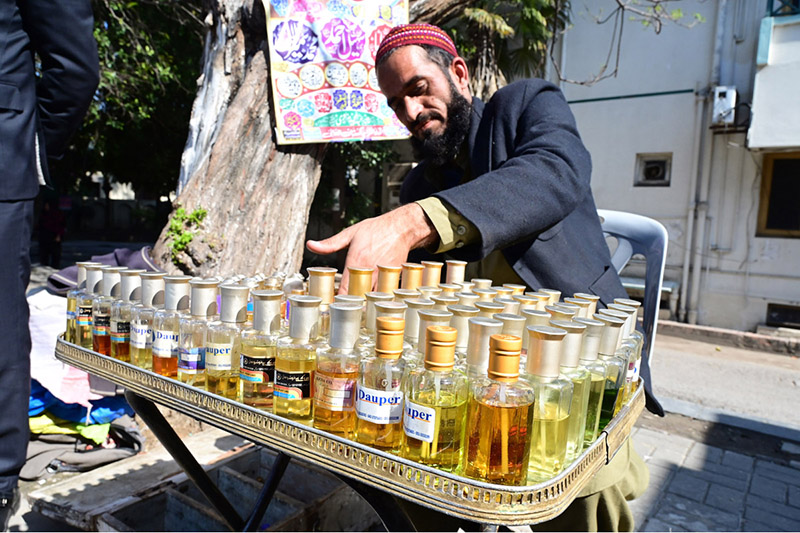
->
<box><xmin>54</xmin><ymin>335</ymin><xmax>644</xmax><ymax>525</ymax></box>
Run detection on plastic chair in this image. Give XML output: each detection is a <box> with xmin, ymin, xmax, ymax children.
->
<box><xmin>597</xmin><ymin>209</ymin><xmax>668</xmax><ymax>365</ymax></box>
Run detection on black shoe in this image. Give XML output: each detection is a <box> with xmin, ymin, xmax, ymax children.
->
<box><xmin>0</xmin><ymin>490</ymin><xmax>20</xmax><ymax>532</ymax></box>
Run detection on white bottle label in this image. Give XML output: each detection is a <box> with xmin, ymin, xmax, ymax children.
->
<box><xmin>403</xmin><ymin>400</ymin><xmax>436</xmax><ymax>443</ymax></box>
<box><xmin>152</xmin><ymin>330</ymin><xmax>178</xmax><ymax>358</ymax></box>
<box><xmin>355</xmin><ymin>385</ymin><xmax>403</xmax><ymax>424</ymax></box>
<box><xmin>206</xmin><ymin>343</ymin><xmax>233</xmax><ymax>371</ymax></box>
<box><xmin>314</xmin><ymin>373</ymin><xmax>355</xmax><ymax>412</ymax></box>
<box><xmin>131</xmin><ymin>324</ymin><xmax>152</xmax><ymax>350</ymax></box>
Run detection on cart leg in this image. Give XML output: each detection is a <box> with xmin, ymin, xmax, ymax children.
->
<box><xmin>243</xmin><ymin>451</ymin><xmax>291</xmax><ymax>532</ymax></box>
<box><xmin>124</xmin><ymin>390</ymin><xmax>245</xmax><ymax>531</ymax></box>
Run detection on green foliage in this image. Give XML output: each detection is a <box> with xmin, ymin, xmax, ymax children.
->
<box><xmin>165</xmin><ymin>206</ymin><xmax>207</xmax><ymax>263</ymax></box>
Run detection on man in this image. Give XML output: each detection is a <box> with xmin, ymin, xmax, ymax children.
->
<box><xmin>308</xmin><ymin>24</ymin><xmax>655</xmax><ymax>530</ymax></box>
<box><xmin>0</xmin><ymin>0</ymin><xmax>98</xmax><ymax>528</ymax></box>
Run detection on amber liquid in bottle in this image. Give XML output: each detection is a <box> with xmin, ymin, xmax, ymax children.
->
<box><xmin>240</xmin><ymin>343</ymin><xmax>276</xmax><ymax>409</ymax></box>
<box><xmin>274</xmin><ymin>352</ymin><xmax>315</xmax><ymax>423</ymax></box>
<box><xmin>92</xmin><ymin>312</ymin><xmax>111</xmax><ymax>355</ymax></box>
<box><xmin>313</xmin><ymin>360</ymin><xmax>358</xmax><ymax>436</ymax></box>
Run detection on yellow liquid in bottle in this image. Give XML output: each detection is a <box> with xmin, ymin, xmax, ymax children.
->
<box><xmin>402</xmin><ymin>392</ymin><xmax>466</xmax><ymax>472</ymax></box>
<box><xmin>240</xmin><ymin>343</ymin><xmax>275</xmax><ymax>410</ymax></box>
<box><xmin>564</xmin><ymin>373</ymin><xmax>589</xmax><ymax>462</ymax></box>
<box><xmin>66</xmin><ymin>295</ymin><xmax>77</xmax><ymax>343</ymax></box>
<box><xmin>584</xmin><ymin>374</ymin><xmax>605</xmax><ymax>446</ymax></box>
<box><xmin>527</xmin><ymin>410</ymin><xmax>570</xmax><ymax>483</ymax></box>
<box><xmin>313</xmin><ymin>361</ymin><xmax>357</xmax><ymax>437</ymax></box>
<box><xmin>274</xmin><ymin>347</ymin><xmax>315</xmax><ymax>424</ymax></box>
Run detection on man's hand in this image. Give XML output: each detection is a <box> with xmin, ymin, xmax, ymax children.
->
<box><xmin>306</xmin><ymin>203</ymin><xmax>437</xmax><ymax>294</ymax></box>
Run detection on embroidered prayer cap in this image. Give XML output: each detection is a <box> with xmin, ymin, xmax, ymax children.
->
<box><xmin>375</xmin><ymin>23</ymin><xmax>458</xmax><ymax>66</ymax></box>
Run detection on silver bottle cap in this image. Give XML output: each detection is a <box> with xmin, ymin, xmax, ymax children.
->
<box><xmin>120</xmin><ymin>269</ymin><xmax>145</xmax><ymax>302</ymax></box>
<box><xmin>220</xmin><ymin>284</ymin><xmax>250</xmax><ymax>323</ymax></box>
<box><xmin>416</xmin><ymin>309</ymin><xmax>453</xmax><ymax>350</ymax></box>
<box><xmin>438</xmin><ymin>283</ymin><xmax>460</xmax><ymax>296</ymax></box>
<box><xmin>607</xmin><ymin>303</ymin><xmax>638</xmax><ymax>336</ymax></box>
<box><xmin>393</xmin><ymin>288</ymin><xmax>420</xmax><ymax>302</ymax></box>
<box><xmin>473</xmin><ymin>288</ymin><xmax>497</xmax><ymax>303</ymax></box>
<box><xmin>526</xmin><ymin>326</ymin><xmax>567</xmax><ymax>378</ymax></box>
<box><xmin>545</xmin><ymin>304</ymin><xmax>576</xmax><ymax>321</ymax></box>
<box><xmin>190</xmin><ymin>278</ymin><xmax>219</xmax><ymax>317</ymax></box>
<box><xmin>471</xmin><ymin>278</ymin><xmax>492</xmax><ymax>290</ymax></box>
<box><xmin>329</xmin><ymin>302</ymin><xmax>363</xmax><ymax>349</ymax></box>
<box><xmin>456</xmin><ymin>291</ymin><xmax>479</xmax><ymax>306</ymax></box>
<box><xmin>364</xmin><ymin>291</ymin><xmax>393</xmax><ymax>333</ymax></box>
<box><xmin>573</xmin><ymin>317</ymin><xmax>604</xmax><ymax>361</ymax></box>
<box><xmin>374</xmin><ymin>300</ymin><xmax>407</xmax><ymax>320</ymax></box>
<box><xmin>403</xmin><ymin>298</ymin><xmax>434</xmax><ymax>344</ymax></box>
<box><xmin>550</xmin><ymin>319</ymin><xmax>586</xmax><ymax>367</ymax></box>
<box><xmin>334</xmin><ymin>294</ymin><xmax>364</xmax><ymax>308</ymax></box>
<box><xmin>417</xmin><ymin>285</ymin><xmax>442</xmax><ymax>300</ymax></box>
<box><xmin>445</xmin><ymin>260</ymin><xmax>467</xmax><ymax>284</ymax></box>
<box><xmin>163</xmin><ymin>275</ymin><xmax>191</xmax><ymax>311</ymax></box>
<box><xmin>538</xmin><ymin>288</ymin><xmax>562</xmax><ymax>306</ymax></box>
<box><xmin>101</xmin><ymin>266</ymin><xmax>125</xmax><ymax>298</ymax></box>
<box><xmin>447</xmin><ymin>305</ymin><xmax>479</xmax><ymax>352</ymax></box>
<box><xmin>456</xmin><ymin>281</ymin><xmax>474</xmax><ymax>293</ymax></box>
<box><xmin>475</xmin><ymin>301</ymin><xmax>504</xmax><ymax>318</ymax></box>
<box><xmin>594</xmin><ymin>313</ymin><xmax>626</xmax><ymax>354</ymax></box>
<box><xmin>495</xmin><ymin>313</ymin><xmax>526</xmax><ymax>338</ymax></box>
<box><xmin>75</xmin><ymin>261</ymin><xmax>101</xmax><ymax>290</ymax></box>
<box><xmin>599</xmin><ymin>308</ymin><xmax>634</xmax><ymax>338</ymax></box>
<box><xmin>140</xmin><ymin>272</ymin><xmax>165</xmax><ymax>307</ymax></box>
<box><xmin>494</xmin><ymin>297</ymin><xmax>520</xmax><ymax>315</ymax></box>
<box><xmin>252</xmin><ymin>290</ymin><xmax>282</xmax><ymax>333</ymax></box>
<box><xmin>288</xmin><ymin>295</ymin><xmax>321</xmax><ymax>341</ymax></box>
<box><xmin>466</xmin><ymin>317</ymin><xmax>503</xmax><ymax>373</ymax></box>
<box><xmin>563</xmin><ymin>297</ymin><xmax>592</xmax><ymax>318</ymax></box>
<box><xmin>521</xmin><ymin>309</ymin><xmax>553</xmax><ymax>350</ymax></box>
<box><xmin>431</xmin><ymin>294</ymin><xmax>458</xmax><ymax>311</ymax></box>
<box><xmin>512</xmin><ymin>294</ymin><xmax>539</xmax><ymax>312</ymax></box>
<box><xmin>85</xmin><ymin>265</ymin><xmax>104</xmax><ymax>295</ymax></box>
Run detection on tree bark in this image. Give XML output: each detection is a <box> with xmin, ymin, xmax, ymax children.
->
<box><xmin>152</xmin><ymin>0</ymin><xmax>325</xmax><ymax>276</ymax></box>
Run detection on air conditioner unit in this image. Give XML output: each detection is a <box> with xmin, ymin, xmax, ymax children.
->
<box><xmin>712</xmin><ymin>86</ymin><xmax>737</xmax><ymax>126</ymax></box>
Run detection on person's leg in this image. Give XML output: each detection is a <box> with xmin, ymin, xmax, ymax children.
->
<box><xmin>0</xmin><ymin>200</ymin><xmax>34</xmax><ymax>519</ymax></box>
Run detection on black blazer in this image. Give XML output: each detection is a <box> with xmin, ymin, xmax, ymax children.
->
<box><xmin>0</xmin><ymin>0</ymin><xmax>99</xmax><ymax>200</ymax></box>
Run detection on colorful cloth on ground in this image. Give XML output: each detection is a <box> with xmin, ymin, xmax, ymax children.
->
<box><xmin>29</xmin><ymin>412</ymin><xmax>110</xmax><ymax>446</ymax></box>
<box><xmin>29</xmin><ymin>379</ymin><xmax>133</xmax><ymax>425</ymax></box>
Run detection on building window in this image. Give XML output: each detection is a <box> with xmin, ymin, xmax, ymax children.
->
<box><xmin>634</xmin><ymin>153</ymin><xmax>671</xmax><ymax>187</ymax></box>
<box><xmin>757</xmin><ymin>152</ymin><xmax>800</xmax><ymax>238</ymax></box>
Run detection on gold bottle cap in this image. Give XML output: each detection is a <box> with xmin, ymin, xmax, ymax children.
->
<box><xmin>307</xmin><ymin>267</ymin><xmax>337</xmax><ymax>305</ymax></box>
<box><xmin>120</xmin><ymin>269</ymin><xmax>145</xmax><ymax>303</ymax></box>
<box><xmin>614</xmin><ymin>297</ymin><xmax>641</xmax><ymax>309</ymax></box>
<box><xmin>545</xmin><ymin>304</ymin><xmax>576</xmax><ymax>321</ymax></box>
<box><xmin>471</xmin><ymin>278</ymin><xmax>492</xmax><ymax>290</ymax></box>
<box><xmin>431</xmin><ymin>294</ymin><xmax>458</xmax><ymax>311</ymax></box>
<box><xmin>164</xmin><ymin>275</ymin><xmax>192</xmax><ymax>311</ymax></box>
<box><xmin>393</xmin><ymin>288</ymin><xmax>420</xmax><ymax>302</ymax></box>
<box><xmin>495</xmin><ymin>313</ymin><xmax>526</xmax><ymax>338</ymax></box>
<box><xmin>488</xmin><ymin>334</ymin><xmax>522</xmax><ymax>381</ymax></box>
<box><xmin>421</xmin><ymin>261</ymin><xmax>443</xmax><ymax>287</ymax></box>
<box><xmin>491</xmin><ymin>286</ymin><xmax>514</xmax><ymax>298</ymax></box>
<box><xmin>455</xmin><ymin>292</ymin><xmax>478</xmax><ymax>307</ymax></box>
<box><xmin>448</xmin><ymin>305</ymin><xmax>480</xmax><ymax>352</ymax></box>
<box><xmin>101</xmin><ymin>266</ymin><xmax>126</xmax><ymax>298</ymax></box>
<box><xmin>417</xmin><ymin>309</ymin><xmax>453</xmax><ymax>349</ymax></box>
<box><xmin>376</xmin><ymin>264</ymin><xmax>402</xmax><ymax>294</ymax></box>
<box><xmin>538</xmin><ymin>288</ymin><xmax>562</xmax><ymax>306</ymax></box>
<box><xmin>220</xmin><ymin>284</ymin><xmax>250</xmax><ymax>323</ymax></box>
<box><xmin>494</xmin><ymin>297</ymin><xmax>520</xmax><ymax>315</ymax></box>
<box><xmin>417</xmin><ymin>285</ymin><xmax>442</xmax><ymax>300</ymax></box>
<box><xmin>573</xmin><ymin>317</ymin><xmax>605</xmax><ymax>361</ymax></box>
<box><xmin>473</xmin><ymin>288</ymin><xmax>498</xmax><ymax>303</ymax></box>
<box><xmin>503</xmin><ymin>283</ymin><xmax>527</xmax><ymax>295</ymax></box>
<box><xmin>139</xmin><ymin>272</ymin><xmax>165</xmax><ymax>307</ymax></box>
<box><xmin>375</xmin><ymin>316</ymin><xmax>405</xmax><ymax>359</ymax></box>
<box><xmin>526</xmin><ymin>326</ymin><xmax>567</xmax><ymax>378</ymax></box>
<box><xmin>424</xmin><ymin>325</ymin><xmax>457</xmax><ymax>370</ymax></box>
<box><xmin>190</xmin><ymin>278</ymin><xmax>220</xmax><ymax>317</ymax></box>
<box><xmin>549</xmin><ymin>319</ymin><xmax>586</xmax><ymax>367</ymax></box>
<box><xmin>445</xmin><ymin>260</ymin><xmax>467</xmax><ymax>284</ymax></box>
<box><xmin>347</xmin><ymin>266</ymin><xmax>373</xmax><ymax>297</ymax></box>
<box><xmin>85</xmin><ymin>264</ymin><xmax>105</xmax><ymax>295</ymax></box>
<box><xmin>401</xmin><ymin>263</ymin><xmax>424</xmax><ymax>291</ymax></box>
<box><xmin>475</xmin><ymin>301</ymin><xmax>504</xmax><ymax>318</ymax></box>
<box><xmin>437</xmin><ymin>283</ymin><xmax>460</xmax><ymax>296</ymax></box>
<box><xmin>251</xmin><ymin>289</ymin><xmax>283</xmax><ymax>332</ymax></box>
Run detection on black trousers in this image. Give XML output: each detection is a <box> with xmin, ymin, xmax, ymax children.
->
<box><xmin>0</xmin><ymin>199</ymin><xmax>33</xmax><ymax>496</ymax></box>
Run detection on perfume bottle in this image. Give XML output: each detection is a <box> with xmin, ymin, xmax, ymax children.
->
<box><xmin>525</xmin><ymin>326</ymin><xmax>573</xmax><ymax>482</ymax></box>
<box><xmin>594</xmin><ymin>313</ymin><xmax>627</xmax><ymax>429</ymax></box>
<box><xmin>474</xmin><ymin>288</ymin><xmax>497</xmax><ymax>303</ymax></box>
<box><xmin>613</xmin><ymin>298</ymin><xmax>645</xmax><ymax>396</ymax></box>
<box><xmin>152</xmin><ymin>276</ymin><xmax>191</xmax><ymax>377</ymax></box>
<box><xmin>573</xmin><ymin>317</ymin><xmax>609</xmax><ymax>447</ymax></box>
<box><xmin>476</xmin><ymin>301</ymin><xmax>504</xmax><ymax>319</ymax></box>
<box><xmin>92</xmin><ymin>267</ymin><xmax>124</xmax><ymax>355</ymax></box>
<box><xmin>503</xmin><ymin>284</ymin><xmax>527</xmax><ymax>296</ymax></box>
<box><xmin>437</xmin><ymin>284</ymin><xmax>460</xmax><ymax>297</ymax></box>
<box><xmin>550</xmin><ymin>319</ymin><xmax>591</xmax><ymax>462</ymax></box>
<box><xmin>178</xmin><ymin>278</ymin><xmax>219</xmax><ymax>388</ymax></box>
<box><xmin>464</xmin><ymin>317</ymin><xmax>503</xmax><ymax>379</ymax></box>
<box><xmin>402</xmin><ymin>326</ymin><xmax>468</xmax><ymax>471</ymax></box>
<box><xmin>607</xmin><ymin>302</ymin><xmax>643</xmax><ymax>406</ymax></box>
<box><xmin>77</xmin><ymin>265</ymin><xmax>104</xmax><ymax>350</ymax></box>
<box><xmin>431</xmin><ymin>294</ymin><xmax>458</xmax><ymax>311</ymax></box>
<box><xmin>563</xmin><ymin>297</ymin><xmax>592</xmax><ymax>318</ymax></box>
<box><xmin>495</xmin><ymin>313</ymin><xmax>526</xmax><ymax>338</ymax></box>
<box><xmin>355</xmin><ymin>316</ymin><xmax>407</xmax><ymax>453</ymax></box>
<box><xmin>545</xmin><ymin>304</ymin><xmax>576</xmax><ymax>322</ymax></box>
<box><xmin>494</xmin><ymin>298</ymin><xmax>521</xmax><ymax>315</ymax></box>
<box><xmin>538</xmin><ymin>289</ymin><xmax>561</xmax><ymax>306</ymax></box>
<box><xmin>313</xmin><ymin>303</ymin><xmax>362</xmax><ymax>437</ymax></box>
<box><xmin>307</xmin><ymin>267</ymin><xmax>336</xmax><ymax>338</ymax></box>
<box><xmin>110</xmin><ymin>269</ymin><xmax>144</xmax><ymax>362</ymax></box>
<box><xmin>512</xmin><ymin>295</ymin><xmax>539</xmax><ymax>314</ymax></box>
<box><xmin>274</xmin><ymin>295</ymin><xmax>321</xmax><ymax>423</ymax></box>
<box><xmin>206</xmin><ymin>284</ymin><xmax>249</xmax><ymax>399</ymax></box>
<box><xmin>492</xmin><ymin>286</ymin><xmax>514</xmax><ymax>299</ymax></box>
<box><xmin>573</xmin><ymin>292</ymin><xmax>601</xmax><ymax>316</ymax></box>
<box><xmin>445</xmin><ymin>260</ymin><xmax>466</xmax><ymax>285</ymax></box>
<box><xmin>464</xmin><ymin>334</ymin><xmax>535</xmax><ymax>486</ymax></box>
<box><xmin>417</xmin><ymin>286</ymin><xmax>442</xmax><ymax>301</ymax></box>
<box><xmin>456</xmin><ymin>291</ymin><xmax>479</xmax><ymax>307</ymax></box>
<box><xmin>447</xmin><ymin>304</ymin><xmax>479</xmax><ymax>359</ymax></box>
<box><xmin>130</xmin><ymin>272</ymin><xmax>165</xmax><ymax>369</ymax></box>
<box><xmin>66</xmin><ymin>261</ymin><xmax>100</xmax><ymax>344</ymax></box>
<box><xmin>402</xmin><ymin>298</ymin><xmax>434</xmax><ymax>351</ymax></box>
<box><xmin>403</xmin><ymin>308</ymin><xmax>452</xmax><ymax>368</ymax></box>
<box><xmin>376</xmin><ymin>264</ymin><xmax>401</xmax><ymax>294</ymax></box>
<box><xmin>359</xmin><ymin>291</ymin><xmax>393</xmax><ymax>348</ymax></box>
<box><xmin>239</xmin><ymin>289</ymin><xmax>282</xmax><ymax>409</ymax></box>
<box><xmin>597</xmin><ymin>307</ymin><xmax>637</xmax><ymax>413</ymax></box>
<box><xmin>401</xmin><ymin>263</ymin><xmax>423</xmax><ymax>291</ymax></box>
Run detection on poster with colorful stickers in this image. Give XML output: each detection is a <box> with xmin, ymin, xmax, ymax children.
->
<box><xmin>264</xmin><ymin>0</ymin><xmax>410</xmax><ymax>144</ymax></box>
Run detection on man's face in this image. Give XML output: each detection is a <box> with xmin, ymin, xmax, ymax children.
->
<box><xmin>377</xmin><ymin>47</ymin><xmax>472</xmax><ymax>163</ymax></box>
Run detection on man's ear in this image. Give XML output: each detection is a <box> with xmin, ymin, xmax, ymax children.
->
<box><xmin>450</xmin><ymin>57</ymin><xmax>471</xmax><ymax>95</ymax></box>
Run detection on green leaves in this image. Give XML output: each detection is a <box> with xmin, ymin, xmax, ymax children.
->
<box><xmin>166</xmin><ymin>206</ymin><xmax>208</xmax><ymax>263</ymax></box>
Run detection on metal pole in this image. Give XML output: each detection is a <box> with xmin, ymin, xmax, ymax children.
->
<box><xmin>243</xmin><ymin>452</ymin><xmax>291</xmax><ymax>532</ymax></box>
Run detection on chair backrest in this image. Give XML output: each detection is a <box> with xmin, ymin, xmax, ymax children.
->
<box><xmin>597</xmin><ymin>209</ymin><xmax>668</xmax><ymax>364</ymax></box>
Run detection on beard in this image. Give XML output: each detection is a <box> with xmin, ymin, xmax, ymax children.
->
<box><xmin>409</xmin><ymin>80</ymin><xmax>472</xmax><ymax>167</ymax></box>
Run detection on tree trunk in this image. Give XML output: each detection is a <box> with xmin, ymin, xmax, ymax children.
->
<box><xmin>151</xmin><ymin>0</ymin><xmax>326</xmax><ymax>276</ymax></box>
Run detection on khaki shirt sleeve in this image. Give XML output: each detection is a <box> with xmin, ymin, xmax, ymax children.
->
<box><xmin>416</xmin><ymin>197</ymin><xmax>480</xmax><ymax>254</ymax></box>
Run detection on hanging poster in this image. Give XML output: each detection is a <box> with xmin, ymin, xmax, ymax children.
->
<box><xmin>264</xmin><ymin>0</ymin><xmax>410</xmax><ymax>144</ymax></box>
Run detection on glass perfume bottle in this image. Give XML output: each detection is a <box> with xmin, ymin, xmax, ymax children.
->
<box><xmin>464</xmin><ymin>317</ymin><xmax>503</xmax><ymax>379</ymax></box>
<box><xmin>464</xmin><ymin>334</ymin><xmax>535</xmax><ymax>486</ymax></box>
<box><xmin>77</xmin><ymin>265</ymin><xmax>104</xmax><ymax>350</ymax></box>
<box><xmin>402</xmin><ymin>309</ymin><xmax>452</xmax><ymax>368</ymax></box>
<box><xmin>573</xmin><ymin>317</ymin><xmax>609</xmax><ymax>447</ymax></box>
<box><xmin>240</xmin><ymin>289</ymin><xmax>282</xmax><ymax>409</ymax></box>
<box><xmin>524</xmin><ymin>326</ymin><xmax>573</xmax><ymax>483</ymax></box>
<box><xmin>607</xmin><ymin>302</ymin><xmax>643</xmax><ymax>407</ymax></box>
<box><xmin>613</xmin><ymin>298</ymin><xmax>645</xmax><ymax>396</ymax></box>
<box><xmin>178</xmin><ymin>278</ymin><xmax>219</xmax><ymax>388</ymax></box>
<box><xmin>66</xmin><ymin>261</ymin><xmax>100</xmax><ymax>344</ymax></box>
<box><xmin>130</xmin><ymin>272</ymin><xmax>165</xmax><ymax>370</ymax></box>
<box><xmin>313</xmin><ymin>303</ymin><xmax>362</xmax><ymax>437</ymax></box>
<box><xmin>402</xmin><ymin>298</ymin><xmax>434</xmax><ymax>351</ymax></box>
<box><xmin>274</xmin><ymin>295</ymin><xmax>321</xmax><ymax>424</ymax></box>
<box><xmin>206</xmin><ymin>284</ymin><xmax>249</xmax><ymax>400</ymax></box>
<box><xmin>307</xmin><ymin>267</ymin><xmax>336</xmax><ymax>338</ymax></box>
<box><xmin>355</xmin><ymin>316</ymin><xmax>407</xmax><ymax>453</ymax></box>
<box><xmin>152</xmin><ymin>276</ymin><xmax>191</xmax><ymax>377</ymax></box>
<box><xmin>92</xmin><ymin>267</ymin><xmax>124</xmax><ymax>356</ymax></box>
<box><xmin>402</xmin><ymin>326</ymin><xmax>468</xmax><ymax>472</ymax></box>
<box><xmin>549</xmin><ymin>319</ymin><xmax>591</xmax><ymax>462</ymax></box>
<box><xmin>594</xmin><ymin>313</ymin><xmax>627</xmax><ymax>429</ymax></box>
<box><xmin>358</xmin><ymin>291</ymin><xmax>393</xmax><ymax>349</ymax></box>
<box><xmin>110</xmin><ymin>269</ymin><xmax>144</xmax><ymax>362</ymax></box>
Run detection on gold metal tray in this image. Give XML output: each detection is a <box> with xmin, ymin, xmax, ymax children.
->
<box><xmin>55</xmin><ymin>336</ymin><xmax>644</xmax><ymax>526</ymax></box>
